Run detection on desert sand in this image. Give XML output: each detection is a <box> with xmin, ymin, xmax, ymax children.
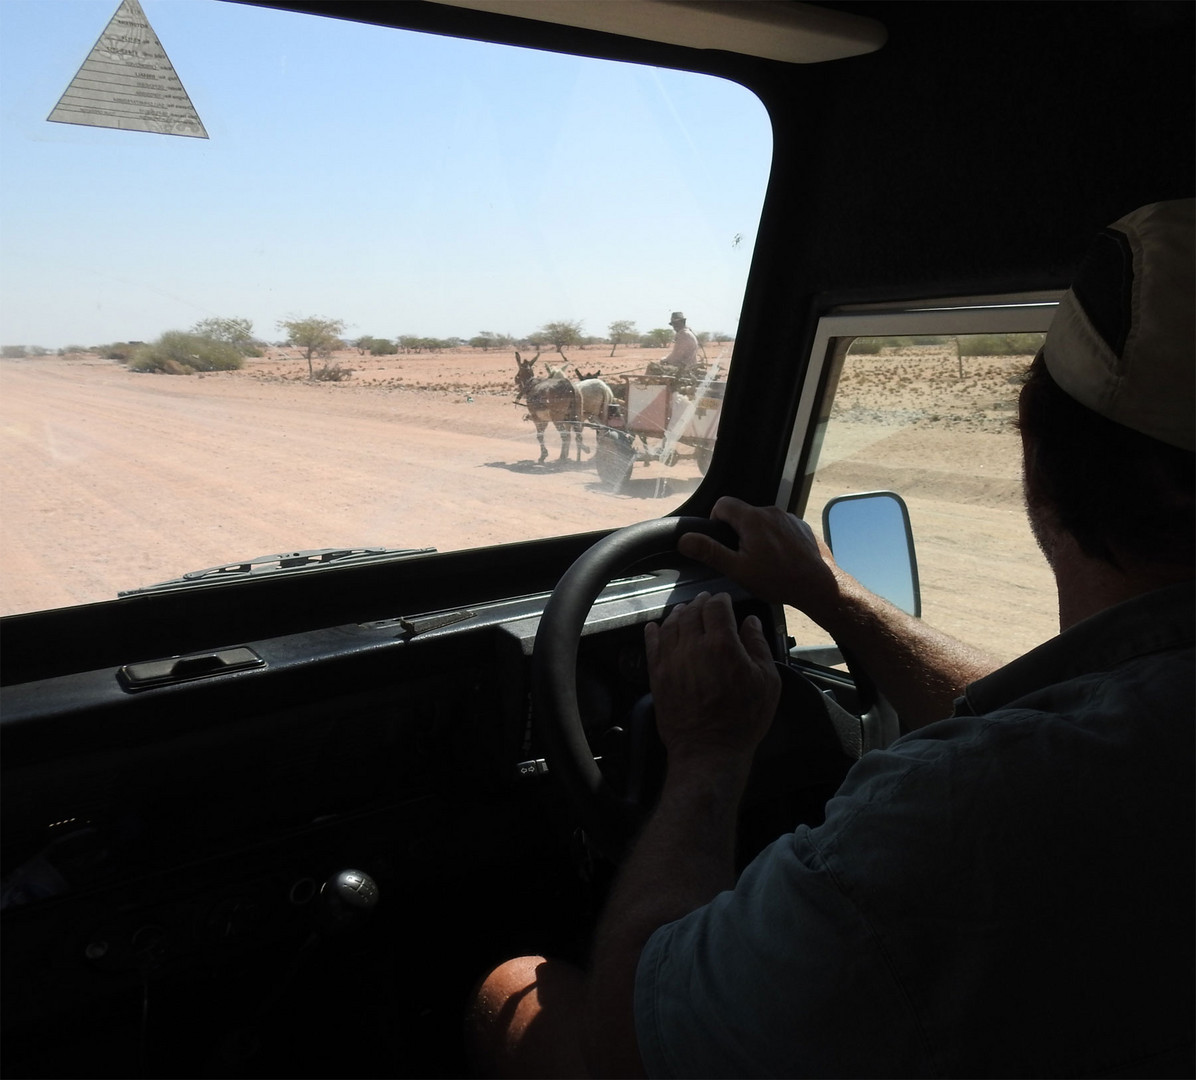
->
<box><xmin>0</xmin><ymin>344</ymin><xmax>1057</xmax><ymax>663</ymax></box>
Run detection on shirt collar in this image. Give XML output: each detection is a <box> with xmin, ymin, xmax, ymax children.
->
<box><xmin>959</xmin><ymin>582</ymin><xmax>1195</xmax><ymax>716</ymax></box>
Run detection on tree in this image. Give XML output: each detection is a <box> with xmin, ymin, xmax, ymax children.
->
<box><xmin>278</xmin><ymin>316</ymin><xmax>346</xmax><ymax>378</ymax></box>
<box><xmin>470</xmin><ymin>331</ymin><xmax>514</xmax><ymax>352</ymax></box>
<box><xmin>192</xmin><ymin>316</ymin><xmax>257</xmax><ymax>355</ymax></box>
<box><xmin>607</xmin><ymin>320</ymin><xmax>638</xmax><ymax>356</ymax></box>
<box><xmin>642</xmin><ymin>327</ymin><xmax>673</xmax><ymax>348</ymax></box>
<box><xmin>352</xmin><ymin>335</ymin><xmax>394</xmax><ymax>356</ymax></box>
<box><xmin>537</xmin><ymin>319</ymin><xmax>583</xmax><ymax>354</ymax></box>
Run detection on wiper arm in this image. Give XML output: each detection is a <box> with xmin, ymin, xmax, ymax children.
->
<box><xmin>119</xmin><ymin>547</ymin><xmax>436</xmax><ymax>596</ymax></box>
<box><xmin>177</xmin><ymin>548</ymin><xmax>437</xmax><ymax>580</ymax></box>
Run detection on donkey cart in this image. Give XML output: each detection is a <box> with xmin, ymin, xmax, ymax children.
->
<box><xmin>595</xmin><ymin>370</ymin><xmax>725</xmax><ymax>488</ymax></box>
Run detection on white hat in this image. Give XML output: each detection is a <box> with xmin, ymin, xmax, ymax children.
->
<box><xmin>1043</xmin><ymin>198</ymin><xmax>1194</xmax><ymax>451</ymax></box>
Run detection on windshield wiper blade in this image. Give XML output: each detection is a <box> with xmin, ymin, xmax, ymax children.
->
<box><xmin>118</xmin><ymin>547</ymin><xmax>436</xmax><ymax>596</ymax></box>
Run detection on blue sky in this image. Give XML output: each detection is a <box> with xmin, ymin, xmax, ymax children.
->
<box><xmin>0</xmin><ymin>0</ymin><xmax>773</xmax><ymax>349</ymax></box>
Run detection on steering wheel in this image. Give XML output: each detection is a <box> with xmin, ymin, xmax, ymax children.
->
<box><xmin>532</xmin><ymin>516</ymin><xmax>866</xmax><ymax>861</ymax></box>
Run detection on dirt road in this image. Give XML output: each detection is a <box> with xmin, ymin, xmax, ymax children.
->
<box><xmin>0</xmin><ymin>351</ymin><xmax>701</xmax><ymax>614</ymax></box>
<box><xmin>0</xmin><ymin>347</ymin><xmax>1057</xmax><ymax>663</ymax></box>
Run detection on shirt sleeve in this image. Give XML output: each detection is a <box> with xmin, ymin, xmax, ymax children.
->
<box><xmin>633</xmin><ymin>742</ymin><xmax>946</xmax><ymax>1078</ymax></box>
<box><xmin>634</xmin><ymin>685</ymin><xmax>1196</xmax><ymax>1078</ymax></box>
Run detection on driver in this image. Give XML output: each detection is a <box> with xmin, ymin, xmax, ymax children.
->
<box><xmin>466</xmin><ymin>200</ymin><xmax>1195</xmax><ymax>1077</ymax></box>
<box><xmin>646</xmin><ymin>311</ymin><xmax>704</xmax><ymax>388</ymax></box>
<box><xmin>660</xmin><ymin>311</ymin><xmax>700</xmax><ymax>374</ymax></box>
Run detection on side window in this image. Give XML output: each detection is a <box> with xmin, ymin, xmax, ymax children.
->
<box><xmin>787</xmin><ymin>326</ymin><xmax>1059</xmax><ymax>667</ymax></box>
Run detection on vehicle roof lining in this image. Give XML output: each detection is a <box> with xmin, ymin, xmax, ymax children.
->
<box><xmin>424</xmin><ymin>0</ymin><xmax>886</xmax><ymax>64</ymax></box>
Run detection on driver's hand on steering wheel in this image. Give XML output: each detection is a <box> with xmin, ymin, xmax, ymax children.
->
<box><xmin>645</xmin><ymin>591</ymin><xmax>780</xmax><ymax>767</ymax></box>
<box><xmin>677</xmin><ymin>497</ymin><xmax>843</xmax><ymax>627</ymax></box>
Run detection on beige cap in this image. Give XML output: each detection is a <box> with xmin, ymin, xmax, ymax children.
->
<box><xmin>1043</xmin><ymin>198</ymin><xmax>1194</xmax><ymax>451</ymax></box>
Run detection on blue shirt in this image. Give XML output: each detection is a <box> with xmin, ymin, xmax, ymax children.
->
<box><xmin>636</xmin><ymin>584</ymin><xmax>1194</xmax><ymax>1078</ymax></box>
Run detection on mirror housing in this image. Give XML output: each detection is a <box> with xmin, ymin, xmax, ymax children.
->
<box><xmin>822</xmin><ymin>491</ymin><xmax>921</xmax><ymax>617</ymax></box>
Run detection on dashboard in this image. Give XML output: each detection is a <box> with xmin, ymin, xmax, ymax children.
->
<box><xmin>2</xmin><ymin>565</ymin><xmax>784</xmax><ymax>1077</ymax></box>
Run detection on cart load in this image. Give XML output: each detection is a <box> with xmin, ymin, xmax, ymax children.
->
<box><xmin>597</xmin><ymin>367</ymin><xmax>725</xmax><ymax>486</ymax></box>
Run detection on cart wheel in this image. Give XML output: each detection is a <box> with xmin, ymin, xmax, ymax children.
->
<box><xmin>596</xmin><ymin>430</ymin><xmax>635</xmax><ymax>488</ymax></box>
<box><xmin>695</xmin><ymin>443</ymin><xmax>714</xmax><ymax>475</ymax></box>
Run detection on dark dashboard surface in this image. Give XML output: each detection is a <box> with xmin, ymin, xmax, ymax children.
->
<box><xmin>2</xmin><ymin>567</ymin><xmax>753</xmax><ymax>1077</ymax></box>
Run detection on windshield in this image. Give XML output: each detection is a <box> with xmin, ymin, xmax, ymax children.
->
<box><xmin>0</xmin><ymin>0</ymin><xmax>771</xmax><ymax>615</ymax></box>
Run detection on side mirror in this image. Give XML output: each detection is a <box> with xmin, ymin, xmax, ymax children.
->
<box><xmin>822</xmin><ymin>491</ymin><xmax>921</xmax><ymax>617</ymax></box>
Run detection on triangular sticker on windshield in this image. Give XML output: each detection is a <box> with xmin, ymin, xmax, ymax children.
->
<box><xmin>47</xmin><ymin>0</ymin><xmax>208</xmax><ymax>139</ymax></box>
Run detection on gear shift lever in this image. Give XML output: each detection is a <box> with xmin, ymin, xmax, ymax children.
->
<box><xmin>318</xmin><ymin>869</ymin><xmax>380</xmax><ymax>933</ymax></box>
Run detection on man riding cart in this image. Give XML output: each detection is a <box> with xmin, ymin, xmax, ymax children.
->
<box><xmin>599</xmin><ymin>311</ymin><xmax>725</xmax><ymax>485</ymax></box>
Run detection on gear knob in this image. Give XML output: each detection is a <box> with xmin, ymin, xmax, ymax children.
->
<box><xmin>318</xmin><ymin>869</ymin><xmax>379</xmax><ymax>932</ymax></box>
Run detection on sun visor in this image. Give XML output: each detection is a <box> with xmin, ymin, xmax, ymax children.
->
<box><xmin>426</xmin><ymin>0</ymin><xmax>887</xmax><ymax>64</ymax></box>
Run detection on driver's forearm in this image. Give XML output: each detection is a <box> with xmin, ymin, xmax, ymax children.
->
<box><xmin>812</xmin><ymin>572</ymin><xmax>999</xmax><ymax>729</ymax></box>
<box><xmin>582</xmin><ymin>752</ymin><xmax>752</xmax><ymax>1078</ymax></box>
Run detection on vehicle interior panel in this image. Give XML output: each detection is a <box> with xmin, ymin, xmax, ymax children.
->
<box><xmin>2</xmin><ymin>0</ymin><xmax>1191</xmax><ymax>1076</ymax></box>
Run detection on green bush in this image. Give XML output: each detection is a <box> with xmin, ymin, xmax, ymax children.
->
<box><xmin>848</xmin><ymin>335</ymin><xmax>952</xmax><ymax>356</ymax></box>
<box><xmin>101</xmin><ymin>342</ymin><xmax>139</xmax><ymax>362</ymax></box>
<box><xmin>313</xmin><ymin>363</ymin><xmax>353</xmax><ymax>382</ymax></box>
<box><xmin>900</xmin><ymin>335</ymin><xmax>948</xmax><ymax>347</ymax></box>
<box><xmin>129</xmin><ymin>331</ymin><xmax>244</xmax><ymax>374</ymax></box>
<box><xmin>847</xmin><ymin>333</ymin><xmax>1042</xmax><ymax>358</ymax></box>
<box><xmin>957</xmin><ymin>332</ymin><xmax>1045</xmax><ymax>357</ymax></box>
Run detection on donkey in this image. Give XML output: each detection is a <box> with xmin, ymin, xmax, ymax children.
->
<box><xmin>514</xmin><ymin>352</ymin><xmax>612</xmax><ymax>463</ymax></box>
<box><xmin>549</xmin><ymin>360</ymin><xmax>613</xmax><ymax>433</ymax></box>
